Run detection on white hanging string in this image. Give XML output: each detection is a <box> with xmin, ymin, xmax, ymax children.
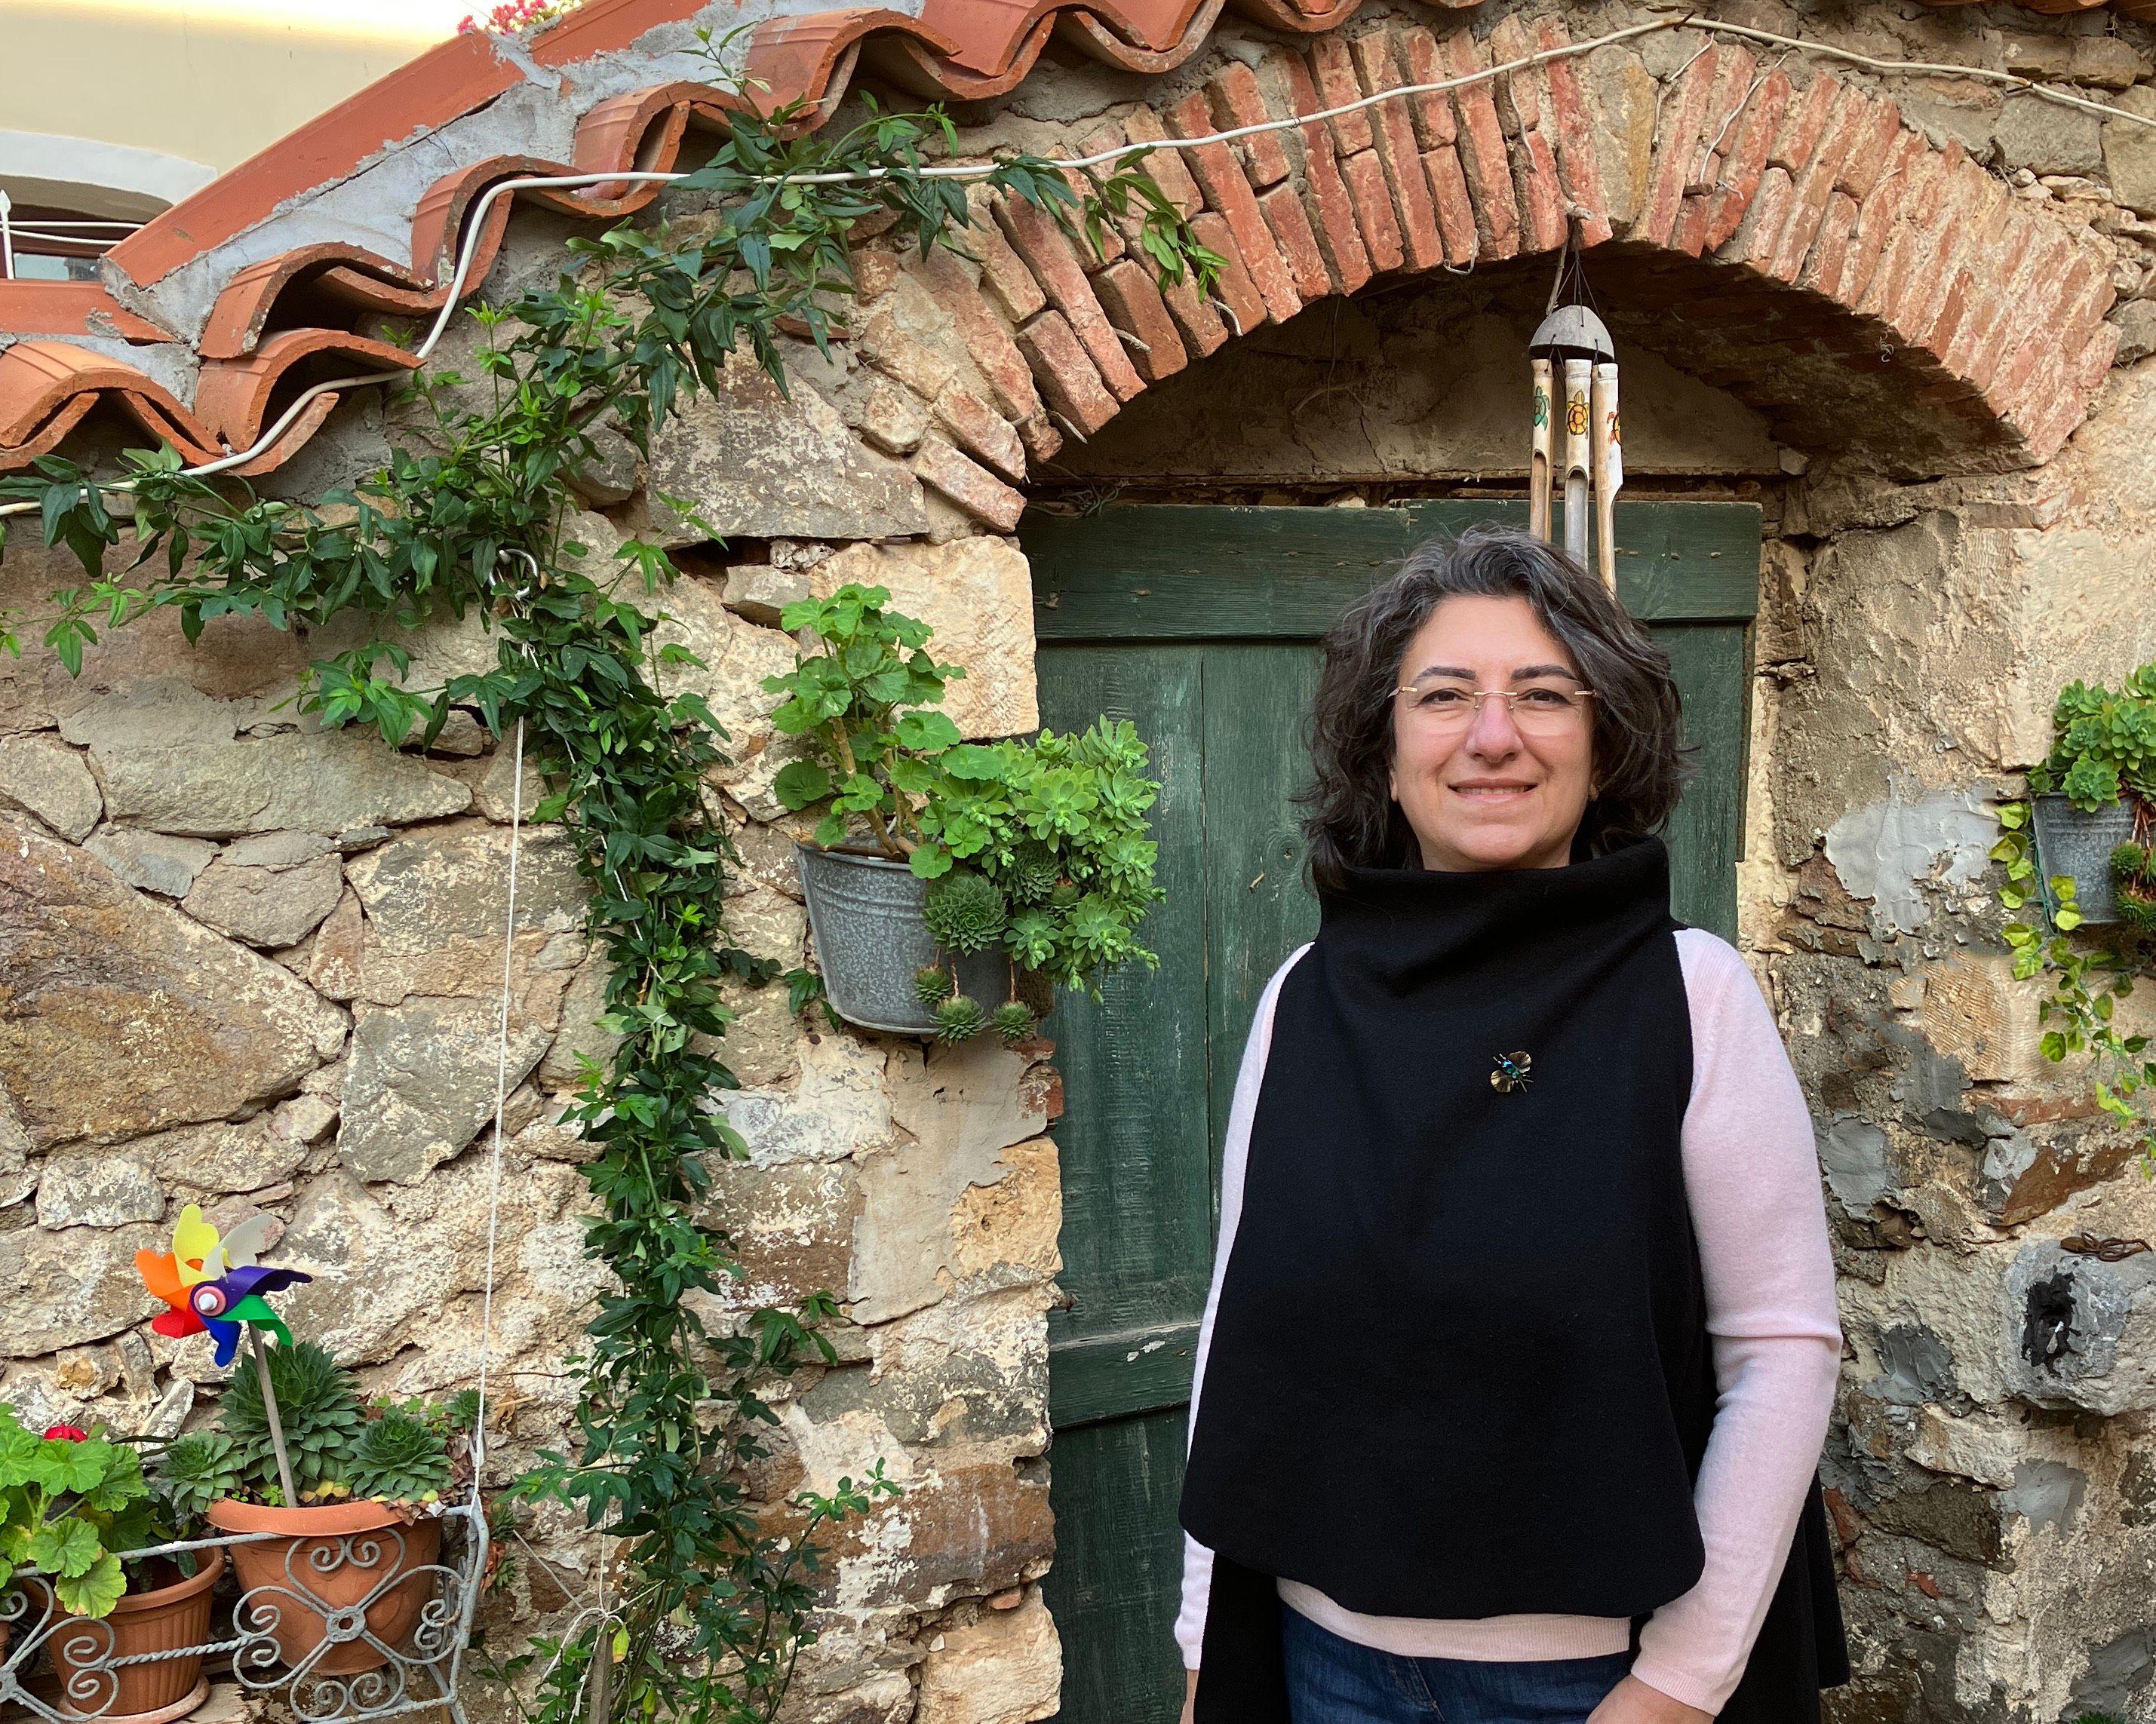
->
<box><xmin>471</xmin><ymin>710</ymin><xmax>524</xmax><ymax>1491</ymax></box>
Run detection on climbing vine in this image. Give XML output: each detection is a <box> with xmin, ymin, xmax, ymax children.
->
<box><xmin>0</xmin><ymin>42</ymin><xmax>1215</xmax><ymax>1724</ymax></box>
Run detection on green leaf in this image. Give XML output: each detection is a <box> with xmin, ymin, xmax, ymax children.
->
<box><xmin>27</xmin><ymin>1517</ymin><xmax>100</xmax><ymax>1579</ymax></box>
<box><xmin>53</xmin><ymin>1552</ymin><xmax>125</xmax><ymax>1620</ymax></box>
<box><xmin>772</xmin><ymin>760</ymin><xmax>834</xmax><ymax>810</ymax></box>
<box><xmin>941</xmin><ymin>744</ymin><xmax>1005</xmax><ymax>781</ymax></box>
<box><xmin>895</xmin><ymin>710</ymin><xmax>961</xmax><ymax>752</ymax></box>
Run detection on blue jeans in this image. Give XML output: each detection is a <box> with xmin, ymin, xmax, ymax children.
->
<box><xmin>1279</xmin><ymin>1598</ymin><xmax>1635</xmax><ymax>1724</ymax></box>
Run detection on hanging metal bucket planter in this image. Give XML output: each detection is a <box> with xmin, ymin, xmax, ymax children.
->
<box><xmin>794</xmin><ymin>844</ymin><xmax>1014</xmax><ymax>1035</ymax></box>
<box><xmin>2029</xmin><ymin>793</ymin><xmax>2142</xmax><ymax>925</ymax></box>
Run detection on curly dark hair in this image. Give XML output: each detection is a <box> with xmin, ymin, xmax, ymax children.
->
<box><xmin>1299</xmin><ymin>524</ymin><xmax>1697</xmax><ymax>892</ymax></box>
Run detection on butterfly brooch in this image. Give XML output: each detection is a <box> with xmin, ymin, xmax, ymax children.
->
<box><xmin>1490</xmin><ymin>1051</ymin><xmax>1534</xmax><ymax>1094</ymax></box>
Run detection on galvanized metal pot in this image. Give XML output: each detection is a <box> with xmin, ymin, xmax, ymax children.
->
<box><xmin>2029</xmin><ymin>793</ymin><xmax>2142</xmax><ymax>925</ymax></box>
<box><xmin>794</xmin><ymin>843</ymin><xmax>1015</xmax><ymax>1035</ymax></box>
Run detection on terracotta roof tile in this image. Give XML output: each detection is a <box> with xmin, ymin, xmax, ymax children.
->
<box><xmin>0</xmin><ymin>343</ymin><xmax>218</xmax><ymax>465</ymax></box>
<box><xmin>0</xmin><ymin>284</ymin><xmax>172</xmax><ymax>344</ymax></box>
<box><xmin>0</xmin><ymin>0</ymin><xmax>2144</xmax><ymax>477</ymax></box>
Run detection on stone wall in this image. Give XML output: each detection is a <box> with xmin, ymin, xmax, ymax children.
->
<box><xmin>11</xmin><ymin>1</ymin><xmax>2156</xmax><ymax>1720</ymax></box>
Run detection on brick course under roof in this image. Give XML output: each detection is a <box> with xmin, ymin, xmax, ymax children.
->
<box><xmin>0</xmin><ymin>0</ymin><xmax>2139</xmax><ymax>476</ymax></box>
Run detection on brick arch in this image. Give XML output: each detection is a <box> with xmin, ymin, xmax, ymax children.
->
<box><xmin>877</xmin><ymin>17</ymin><xmax>2115</xmax><ymax>509</ymax></box>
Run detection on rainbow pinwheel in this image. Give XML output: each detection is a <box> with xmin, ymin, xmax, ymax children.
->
<box><xmin>137</xmin><ymin>1206</ymin><xmax>312</xmax><ymax>1368</ymax></box>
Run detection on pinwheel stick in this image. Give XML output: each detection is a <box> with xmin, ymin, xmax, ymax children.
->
<box><xmin>250</xmin><ymin>1327</ymin><xmax>300</xmax><ymax>1508</ymax></box>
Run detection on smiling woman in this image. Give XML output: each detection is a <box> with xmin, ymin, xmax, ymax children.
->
<box><xmin>1302</xmin><ymin>529</ymin><xmax>1694</xmax><ymax>882</ymax></box>
<box><xmin>1173</xmin><ymin>526</ymin><xmax>1847</xmax><ymax>1724</ymax></box>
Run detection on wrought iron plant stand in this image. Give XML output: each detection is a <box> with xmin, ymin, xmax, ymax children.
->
<box><xmin>0</xmin><ymin>1503</ymin><xmax>487</xmax><ymax>1724</ymax></box>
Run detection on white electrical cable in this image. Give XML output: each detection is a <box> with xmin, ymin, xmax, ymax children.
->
<box><xmin>3</xmin><ymin>11</ymin><xmax>2153</xmax><ymax>518</ymax></box>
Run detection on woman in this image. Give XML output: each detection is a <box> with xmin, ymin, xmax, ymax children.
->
<box><xmin>1172</xmin><ymin>527</ymin><xmax>1848</xmax><ymax>1724</ymax></box>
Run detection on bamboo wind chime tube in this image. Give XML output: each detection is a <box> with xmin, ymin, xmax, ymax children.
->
<box><xmin>1562</xmin><ymin>357</ymin><xmax>1593</xmax><ymax>568</ymax></box>
<box><xmin>1591</xmin><ymin>360</ymin><xmax>1622</xmax><ymax>594</ymax></box>
<box><xmin>1529</xmin><ymin>357</ymin><xmax>1555</xmax><ymax>543</ymax></box>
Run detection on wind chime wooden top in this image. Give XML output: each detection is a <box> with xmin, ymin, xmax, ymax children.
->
<box><xmin>1528</xmin><ymin>302</ymin><xmax>1623</xmax><ymax>596</ymax></box>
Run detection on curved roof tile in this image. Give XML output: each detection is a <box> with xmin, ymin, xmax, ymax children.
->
<box><xmin>0</xmin><ymin>0</ymin><xmax>2147</xmax><ymax>474</ymax></box>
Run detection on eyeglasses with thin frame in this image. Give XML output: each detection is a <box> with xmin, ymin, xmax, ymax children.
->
<box><xmin>1392</xmin><ymin>680</ymin><xmax>1600</xmax><ymax>735</ymax></box>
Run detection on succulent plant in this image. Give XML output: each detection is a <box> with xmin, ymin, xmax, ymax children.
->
<box><xmin>2112</xmin><ymin>841</ymin><xmax>2150</xmax><ymax>881</ymax></box>
<box><xmin>346</xmin><ymin>1410</ymin><xmax>453</xmax><ymax>1505</ymax></box>
<box><xmin>923</xmin><ymin>870</ymin><xmax>1007</xmax><ymax>956</ymax></box>
<box><xmin>914</xmin><ymin>964</ymin><xmax>955</xmax><ymax>1007</ymax></box>
<box><xmin>222</xmin><ymin>1339</ymin><xmax>364</xmax><ymax>1499</ymax></box>
<box><xmin>934</xmin><ymin>993</ymin><xmax>988</xmax><ymax>1043</ymax></box>
<box><xmin>156</xmin><ymin>1431</ymin><xmax>245</xmax><ymax>1523</ymax></box>
<box><xmin>1003</xmin><ymin>841</ymin><xmax>1061</xmax><ymax>907</ymax></box>
<box><xmin>989</xmin><ymin>1002</ymin><xmax>1037</xmax><ymax>1045</ymax></box>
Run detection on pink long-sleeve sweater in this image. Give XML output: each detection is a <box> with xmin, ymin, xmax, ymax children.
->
<box><xmin>1174</xmin><ymin>927</ymin><xmax>1844</xmax><ymax>1716</ymax></box>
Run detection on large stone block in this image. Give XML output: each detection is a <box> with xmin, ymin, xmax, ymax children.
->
<box><xmin>0</xmin><ymin>736</ymin><xmax>101</xmax><ymax>841</ymax></box>
<box><xmin>35</xmin><ymin>1151</ymin><xmax>164</xmax><ymax>1229</ymax></box>
<box><xmin>915</xmin><ymin>1590</ymin><xmax>1061</xmax><ymax>1724</ymax></box>
<box><xmin>274</xmin><ymin>1155</ymin><xmax>605</xmax><ymax>1366</ymax></box>
<box><xmin>853</xmin><ymin>1041</ymin><xmax>1052</xmax><ymax>1324</ymax></box>
<box><xmin>0</xmin><ymin>544</ymin><xmax>306</xmax><ymax>738</ymax></box>
<box><xmin>182</xmin><ymin>850</ymin><xmax>345</xmax><ymax>949</ymax></box>
<box><xmin>650</xmin><ymin>351</ymin><xmax>927</xmax><ymax>541</ymax></box>
<box><xmin>0</xmin><ymin>1222</ymin><xmax>163</xmax><ymax>1354</ymax></box>
<box><xmin>644</xmin><ymin>573</ymin><xmax>808</xmax><ymax>822</ymax></box>
<box><xmin>699</xmin><ymin>1157</ymin><xmax>863</xmax><ymax>1314</ymax></box>
<box><xmin>721</xmin><ymin>1032</ymin><xmax>892</xmax><ymax>1168</ymax></box>
<box><xmin>2102</xmin><ymin>86</ymin><xmax>2156</xmax><ymax>216</ymax></box>
<box><xmin>131</xmin><ymin>1118</ymin><xmax>312</xmax><ymax>1198</ymax></box>
<box><xmin>343</xmin><ymin>824</ymin><xmax>587</xmax><ymax>1005</ymax></box>
<box><xmin>0</xmin><ymin>818</ymin><xmax>346</xmax><ymax>1146</ymax></box>
<box><xmin>339</xmin><ymin>998</ymin><xmax>553</xmax><ymax>1185</ymax></box>
<box><xmin>809</xmin><ymin>540</ymin><xmax>1040</xmax><ymax>740</ymax></box>
<box><xmin>813</xmin><ymin>1284</ymin><xmax>1053</xmax><ymax>1452</ymax></box>
<box><xmin>1917</xmin><ymin>951</ymin><xmax>2050</xmax><ymax>1086</ymax></box>
<box><xmin>92</xmin><ymin>729</ymin><xmax>471</xmax><ymax>838</ymax></box>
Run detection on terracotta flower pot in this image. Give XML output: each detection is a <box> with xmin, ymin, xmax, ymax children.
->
<box><xmin>205</xmin><ymin>1499</ymin><xmax>442</xmax><ymax>1677</ymax></box>
<box><xmin>51</xmin><ymin>1548</ymin><xmax>224</xmax><ymax>1724</ymax></box>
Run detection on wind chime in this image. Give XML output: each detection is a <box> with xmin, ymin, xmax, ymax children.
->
<box><xmin>1527</xmin><ymin>232</ymin><xmax>1623</xmax><ymax>593</ymax></box>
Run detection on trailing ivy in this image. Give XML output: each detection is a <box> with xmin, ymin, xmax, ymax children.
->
<box><xmin>0</xmin><ymin>41</ymin><xmax>1214</xmax><ymax>1724</ymax></box>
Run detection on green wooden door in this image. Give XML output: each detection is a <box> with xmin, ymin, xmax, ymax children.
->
<box><xmin>1022</xmin><ymin>503</ymin><xmax>1761</xmax><ymax>1724</ymax></box>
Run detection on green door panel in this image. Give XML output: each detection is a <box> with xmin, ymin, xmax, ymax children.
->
<box><xmin>1025</xmin><ymin>505</ymin><xmax>1758</xmax><ymax>1724</ymax></box>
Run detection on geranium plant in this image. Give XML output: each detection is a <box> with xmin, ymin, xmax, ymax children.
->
<box><xmin>768</xmin><ymin>584</ymin><xmax>1163</xmax><ymax>1043</ymax></box>
<box><xmin>0</xmin><ymin>1407</ymin><xmax>158</xmax><ymax>1619</ymax></box>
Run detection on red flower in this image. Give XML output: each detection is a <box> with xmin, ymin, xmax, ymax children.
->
<box><xmin>43</xmin><ymin>1425</ymin><xmax>88</xmax><ymax>1442</ymax></box>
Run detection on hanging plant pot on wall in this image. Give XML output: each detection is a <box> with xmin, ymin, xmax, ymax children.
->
<box><xmin>2031</xmin><ymin>793</ymin><xmax>2142</xmax><ymax>925</ymax></box>
<box><xmin>796</xmin><ymin>845</ymin><xmax>1021</xmax><ymax>1035</ymax></box>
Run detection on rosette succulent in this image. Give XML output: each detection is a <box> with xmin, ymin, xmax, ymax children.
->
<box><xmin>222</xmin><ymin>1339</ymin><xmax>364</xmax><ymax>1499</ymax></box>
<box><xmin>346</xmin><ymin>1412</ymin><xmax>452</xmax><ymax>1505</ymax></box>
<box><xmin>934</xmin><ymin>994</ymin><xmax>987</xmax><ymax>1043</ymax></box>
<box><xmin>989</xmin><ymin>1002</ymin><xmax>1037</xmax><ymax>1046</ymax></box>
<box><xmin>923</xmin><ymin>870</ymin><xmax>1007</xmax><ymax>955</ymax></box>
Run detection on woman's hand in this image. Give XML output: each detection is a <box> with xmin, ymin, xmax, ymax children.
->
<box><xmin>1587</xmin><ymin>1673</ymin><xmax>1712</xmax><ymax>1724</ymax></box>
<box><xmin>1178</xmin><ymin>1666</ymin><xmax>1199</xmax><ymax>1724</ymax></box>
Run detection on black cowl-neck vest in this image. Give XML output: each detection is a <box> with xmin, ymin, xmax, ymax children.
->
<box><xmin>1177</xmin><ymin>832</ymin><xmax>1847</xmax><ymax>1723</ymax></box>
